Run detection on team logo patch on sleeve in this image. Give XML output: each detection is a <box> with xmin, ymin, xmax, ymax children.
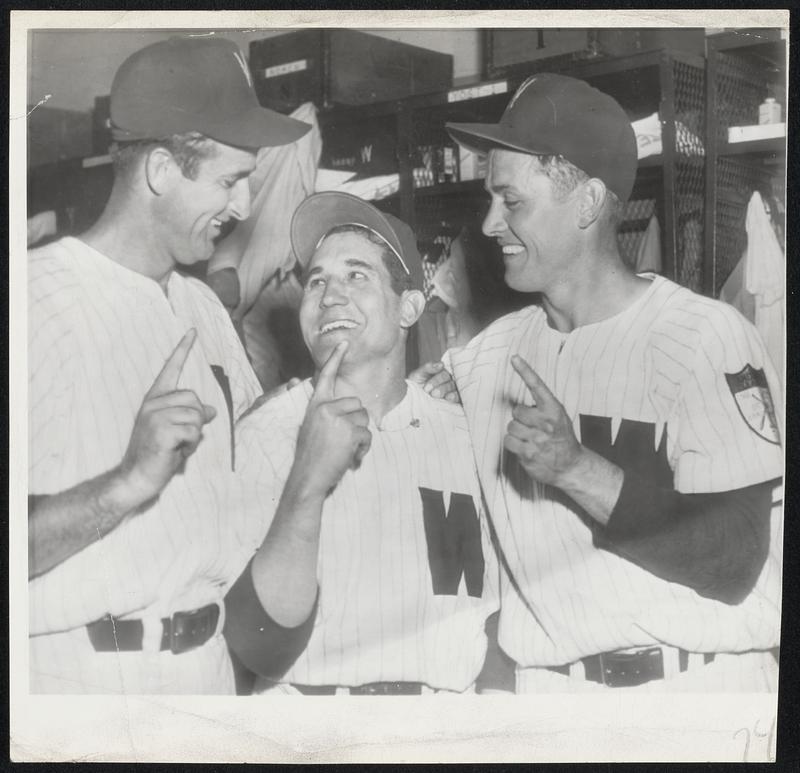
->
<box><xmin>725</xmin><ymin>365</ymin><xmax>780</xmax><ymax>444</ymax></box>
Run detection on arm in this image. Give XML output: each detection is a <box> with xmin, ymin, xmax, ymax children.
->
<box><xmin>223</xmin><ymin>556</ymin><xmax>317</xmax><ymax>679</ymax></box>
<box><xmin>594</xmin><ymin>474</ymin><xmax>776</xmax><ymax>604</ymax></box>
<box><xmin>232</xmin><ymin>341</ymin><xmax>371</xmax><ymax>629</ymax></box>
<box><xmin>504</xmin><ymin>355</ymin><xmax>775</xmax><ymax>603</ymax></box>
<box><xmin>28</xmin><ymin>330</ymin><xmax>216</xmax><ymax>578</ymax></box>
<box><xmin>29</xmin><ymin>471</ymin><xmax>147</xmax><ymax>579</ymax></box>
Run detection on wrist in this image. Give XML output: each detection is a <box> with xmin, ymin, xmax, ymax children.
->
<box><xmin>284</xmin><ymin>465</ymin><xmax>331</xmax><ymax>505</ymax></box>
<box><xmin>553</xmin><ymin>445</ymin><xmax>590</xmax><ymax>491</ymax></box>
<box><xmin>101</xmin><ymin>465</ymin><xmax>153</xmax><ymax>518</ymax></box>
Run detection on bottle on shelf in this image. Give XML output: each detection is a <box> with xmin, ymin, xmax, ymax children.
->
<box><xmin>758</xmin><ymin>96</ymin><xmax>781</xmax><ymax>125</ymax></box>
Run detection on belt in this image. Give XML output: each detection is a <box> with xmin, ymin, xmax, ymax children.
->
<box><xmin>547</xmin><ymin>646</ymin><xmax>716</xmax><ymax>688</ymax></box>
<box><xmin>293</xmin><ymin>681</ymin><xmax>425</xmax><ymax>696</ymax></box>
<box><xmin>86</xmin><ymin>603</ymin><xmax>221</xmax><ymax>655</ymax></box>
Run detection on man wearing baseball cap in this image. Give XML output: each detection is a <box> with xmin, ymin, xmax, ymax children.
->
<box><xmin>28</xmin><ymin>36</ymin><xmax>311</xmax><ymax>693</ymax></box>
<box><xmin>225</xmin><ymin>192</ymin><xmax>501</xmax><ymax>695</ymax></box>
<box><xmin>432</xmin><ymin>73</ymin><xmax>783</xmax><ymax>693</ymax></box>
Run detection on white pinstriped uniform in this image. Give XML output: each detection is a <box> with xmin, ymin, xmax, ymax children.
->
<box><xmin>236</xmin><ymin>380</ymin><xmax>499</xmax><ymax>692</ymax></box>
<box><xmin>445</xmin><ymin>275</ymin><xmax>783</xmax><ymax>691</ymax></box>
<box><xmin>28</xmin><ymin>237</ymin><xmax>262</xmax><ymax>694</ymax></box>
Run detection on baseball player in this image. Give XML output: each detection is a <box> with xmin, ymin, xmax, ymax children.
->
<box><xmin>421</xmin><ymin>73</ymin><xmax>782</xmax><ymax>693</ymax></box>
<box><xmin>225</xmin><ymin>192</ymin><xmax>499</xmax><ymax>694</ymax></box>
<box><xmin>27</xmin><ymin>37</ymin><xmax>311</xmax><ymax>694</ymax></box>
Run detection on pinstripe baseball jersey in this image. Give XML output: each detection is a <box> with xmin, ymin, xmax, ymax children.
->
<box><xmin>236</xmin><ymin>379</ymin><xmax>499</xmax><ymax>692</ymax></box>
<box><xmin>445</xmin><ymin>274</ymin><xmax>783</xmax><ymax>668</ymax></box>
<box><xmin>28</xmin><ymin>236</ymin><xmax>262</xmax><ymax>694</ymax></box>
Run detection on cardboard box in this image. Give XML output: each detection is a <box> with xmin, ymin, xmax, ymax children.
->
<box><xmin>250</xmin><ymin>30</ymin><xmax>454</xmax><ymax>112</ymax></box>
<box><xmin>483</xmin><ymin>28</ymin><xmax>706</xmax><ymax>78</ymax></box>
<box><xmin>319</xmin><ymin>113</ymin><xmax>399</xmax><ymax>178</ymax></box>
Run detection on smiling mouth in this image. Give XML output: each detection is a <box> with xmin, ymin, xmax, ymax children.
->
<box><xmin>501</xmin><ymin>245</ymin><xmax>525</xmax><ymax>255</ymax></box>
<box><xmin>320</xmin><ymin>319</ymin><xmax>358</xmax><ymax>334</ymax></box>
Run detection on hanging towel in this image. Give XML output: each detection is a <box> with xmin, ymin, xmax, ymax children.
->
<box><xmin>744</xmin><ymin>191</ymin><xmax>785</xmax><ymax>394</ymax></box>
<box><xmin>208</xmin><ymin>102</ymin><xmax>322</xmax><ymax>322</ymax></box>
<box><xmin>634</xmin><ymin>213</ymin><xmax>662</xmax><ymax>274</ymax></box>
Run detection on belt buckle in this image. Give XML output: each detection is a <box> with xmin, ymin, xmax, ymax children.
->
<box><xmin>600</xmin><ymin>647</ymin><xmax>664</xmax><ymax>688</ymax></box>
<box><xmin>169</xmin><ymin>604</ymin><xmax>219</xmax><ymax>655</ymax></box>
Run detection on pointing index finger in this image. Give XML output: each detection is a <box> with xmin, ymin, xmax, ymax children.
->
<box><xmin>511</xmin><ymin>354</ymin><xmax>555</xmax><ymax>407</ymax></box>
<box><xmin>314</xmin><ymin>341</ymin><xmax>348</xmax><ymax>401</ymax></box>
<box><xmin>148</xmin><ymin>329</ymin><xmax>197</xmax><ymax>398</ymax></box>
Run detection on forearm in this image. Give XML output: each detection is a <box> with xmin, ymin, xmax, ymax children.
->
<box><xmin>594</xmin><ymin>474</ymin><xmax>775</xmax><ymax>603</ymax></box>
<box><xmin>249</xmin><ymin>466</ymin><xmax>325</xmax><ymax>627</ymax></box>
<box><xmin>555</xmin><ymin>446</ymin><xmax>624</xmax><ymax>526</ymax></box>
<box><xmin>28</xmin><ymin>465</ymin><xmax>146</xmax><ymax>579</ymax></box>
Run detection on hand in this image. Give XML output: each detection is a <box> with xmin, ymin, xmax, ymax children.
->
<box><xmin>293</xmin><ymin>341</ymin><xmax>372</xmax><ymax>498</ymax></box>
<box><xmin>119</xmin><ymin>329</ymin><xmax>217</xmax><ymax>504</ymax></box>
<box><xmin>503</xmin><ymin>355</ymin><xmax>582</xmax><ymax>487</ymax></box>
<box><xmin>408</xmin><ymin>361</ymin><xmax>460</xmax><ymax>404</ymax></box>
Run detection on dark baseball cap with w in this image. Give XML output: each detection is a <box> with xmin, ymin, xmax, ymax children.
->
<box><xmin>447</xmin><ymin>73</ymin><xmax>637</xmax><ymax>202</ymax></box>
<box><xmin>110</xmin><ymin>36</ymin><xmax>310</xmax><ymax>149</ymax></box>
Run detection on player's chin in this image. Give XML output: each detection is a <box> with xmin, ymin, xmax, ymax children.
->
<box><xmin>310</xmin><ymin>333</ymin><xmax>352</xmax><ymax>364</ymax></box>
<box><xmin>504</xmin><ymin>266</ymin><xmax>539</xmax><ymax>293</ymax></box>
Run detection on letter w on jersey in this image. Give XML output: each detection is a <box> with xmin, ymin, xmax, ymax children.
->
<box><xmin>419</xmin><ymin>488</ymin><xmax>484</xmax><ymax>597</ymax></box>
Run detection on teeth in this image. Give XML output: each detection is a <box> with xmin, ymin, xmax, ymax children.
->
<box><xmin>502</xmin><ymin>245</ymin><xmax>525</xmax><ymax>255</ymax></box>
<box><xmin>321</xmin><ymin>320</ymin><xmax>358</xmax><ymax>333</ymax></box>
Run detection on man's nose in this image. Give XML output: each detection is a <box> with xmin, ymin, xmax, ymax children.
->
<box><xmin>482</xmin><ymin>199</ymin><xmax>506</xmax><ymax>238</ymax></box>
<box><xmin>320</xmin><ymin>278</ymin><xmax>348</xmax><ymax>307</ymax></box>
<box><xmin>228</xmin><ymin>178</ymin><xmax>252</xmax><ymax>221</ymax></box>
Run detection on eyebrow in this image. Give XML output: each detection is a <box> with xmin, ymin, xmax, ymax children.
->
<box><xmin>222</xmin><ymin>169</ymin><xmax>253</xmax><ymax>181</ymax></box>
<box><xmin>304</xmin><ymin>257</ymin><xmax>376</xmax><ymax>282</ymax></box>
<box><xmin>485</xmin><ymin>182</ymin><xmax>514</xmax><ymax>194</ymax></box>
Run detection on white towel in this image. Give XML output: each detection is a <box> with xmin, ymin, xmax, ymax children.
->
<box><xmin>744</xmin><ymin>191</ymin><xmax>785</xmax><ymax>393</ymax></box>
<box><xmin>634</xmin><ymin>214</ymin><xmax>662</xmax><ymax>274</ymax></box>
<box><xmin>208</xmin><ymin>102</ymin><xmax>322</xmax><ymax>321</ymax></box>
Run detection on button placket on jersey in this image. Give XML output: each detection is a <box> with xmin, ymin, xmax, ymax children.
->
<box><xmin>552</xmin><ymin>331</ymin><xmax>581</xmax><ymax>438</ymax></box>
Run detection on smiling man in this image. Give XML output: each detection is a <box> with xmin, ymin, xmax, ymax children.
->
<box><xmin>436</xmin><ymin>73</ymin><xmax>784</xmax><ymax>693</ymax></box>
<box><xmin>226</xmin><ymin>192</ymin><xmax>499</xmax><ymax>695</ymax></box>
<box><xmin>27</xmin><ymin>36</ymin><xmax>310</xmax><ymax>694</ymax></box>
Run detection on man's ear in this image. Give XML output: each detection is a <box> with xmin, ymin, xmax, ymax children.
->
<box><xmin>576</xmin><ymin>178</ymin><xmax>607</xmax><ymax>229</ymax></box>
<box><xmin>399</xmin><ymin>289</ymin><xmax>426</xmax><ymax>328</ymax></box>
<box><xmin>144</xmin><ymin>146</ymin><xmax>177</xmax><ymax>196</ymax></box>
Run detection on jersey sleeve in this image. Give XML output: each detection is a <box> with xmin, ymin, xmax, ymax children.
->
<box><xmin>669</xmin><ymin>305</ymin><xmax>783</xmax><ymax>494</ymax></box>
<box><xmin>28</xmin><ymin>265</ymin><xmax>78</xmax><ymax>495</ymax></box>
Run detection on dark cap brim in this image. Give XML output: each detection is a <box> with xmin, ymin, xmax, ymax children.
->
<box><xmin>446</xmin><ymin>121</ymin><xmax>553</xmax><ymax>157</ymax></box>
<box><xmin>111</xmin><ymin>105</ymin><xmax>311</xmax><ymax>149</ymax></box>
<box><xmin>291</xmin><ymin>192</ymin><xmax>424</xmax><ymax>291</ymax></box>
<box><xmin>190</xmin><ymin>106</ymin><xmax>311</xmax><ymax>150</ymax></box>
<box><xmin>291</xmin><ymin>192</ymin><xmax>405</xmax><ymax>268</ymax></box>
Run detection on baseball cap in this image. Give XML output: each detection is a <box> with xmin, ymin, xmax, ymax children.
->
<box><xmin>446</xmin><ymin>73</ymin><xmax>637</xmax><ymax>201</ymax></box>
<box><xmin>110</xmin><ymin>36</ymin><xmax>310</xmax><ymax>149</ymax></box>
<box><xmin>291</xmin><ymin>192</ymin><xmax>425</xmax><ymax>292</ymax></box>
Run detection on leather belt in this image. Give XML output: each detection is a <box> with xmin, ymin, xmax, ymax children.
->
<box><xmin>86</xmin><ymin>603</ymin><xmax>221</xmax><ymax>655</ymax></box>
<box><xmin>293</xmin><ymin>681</ymin><xmax>425</xmax><ymax>696</ymax></box>
<box><xmin>547</xmin><ymin>646</ymin><xmax>716</xmax><ymax>688</ymax></box>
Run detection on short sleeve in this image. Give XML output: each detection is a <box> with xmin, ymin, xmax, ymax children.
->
<box><xmin>671</xmin><ymin>306</ymin><xmax>783</xmax><ymax>493</ymax></box>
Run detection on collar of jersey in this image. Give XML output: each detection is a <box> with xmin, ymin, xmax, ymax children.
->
<box><xmin>374</xmin><ymin>380</ymin><xmax>418</xmax><ymax>432</ymax></box>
